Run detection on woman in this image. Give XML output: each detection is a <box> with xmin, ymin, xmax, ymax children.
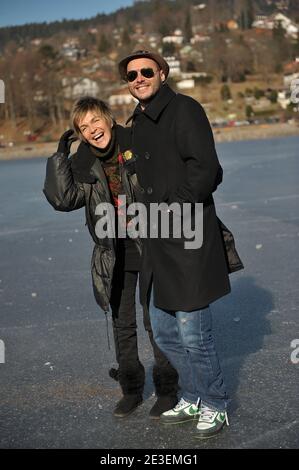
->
<box><xmin>43</xmin><ymin>96</ymin><xmax>178</xmax><ymax>419</ymax></box>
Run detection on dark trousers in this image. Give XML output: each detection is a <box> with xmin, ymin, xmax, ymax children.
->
<box><xmin>110</xmin><ymin>270</ymin><xmax>178</xmax><ymax>397</ymax></box>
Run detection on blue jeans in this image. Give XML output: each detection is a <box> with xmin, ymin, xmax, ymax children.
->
<box><xmin>149</xmin><ymin>293</ymin><xmax>229</xmax><ymax>411</ymax></box>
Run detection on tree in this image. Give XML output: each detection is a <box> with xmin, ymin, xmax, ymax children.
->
<box><xmin>184</xmin><ymin>11</ymin><xmax>192</xmax><ymax>44</ymax></box>
<box><xmin>269</xmin><ymin>90</ymin><xmax>278</xmax><ymax>104</ymax></box>
<box><xmin>158</xmin><ymin>22</ymin><xmax>172</xmax><ymax>37</ymax></box>
<box><xmin>246</xmin><ymin>105</ymin><xmax>254</xmax><ymax>118</ymax></box>
<box><xmin>272</xmin><ymin>21</ymin><xmax>291</xmax><ymax>72</ymax></box>
<box><xmin>239</xmin><ymin>0</ymin><xmax>254</xmax><ymax>30</ymax></box>
<box><xmin>292</xmin><ymin>32</ymin><xmax>299</xmax><ymax>57</ymax></box>
<box><xmin>16</xmin><ymin>50</ymin><xmax>40</xmax><ymax>128</ymax></box>
<box><xmin>39</xmin><ymin>44</ymin><xmax>57</xmax><ymax>61</ymax></box>
<box><xmin>254</xmin><ymin>87</ymin><xmax>264</xmax><ymax>100</ymax></box>
<box><xmin>98</xmin><ymin>33</ymin><xmax>110</xmax><ymax>53</ymax></box>
<box><xmin>251</xmin><ymin>38</ymin><xmax>277</xmax><ymax>80</ymax></box>
<box><xmin>38</xmin><ymin>44</ymin><xmax>65</xmax><ymax>128</ymax></box>
<box><xmin>80</xmin><ymin>31</ymin><xmax>96</xmax><ymax>49</ymax></box>
<box><xmin>273</xmin><ymin>20</ymin><xmax>285</xmax><ymax>41</ymax></box>
<box><xmin>162</xmin><ymin>42</ymin><xmax>176</xmax><ymax>56</ymax></box>
<box><xmin>186</xmin><ymin>60</ymin><xmax>196</xmax><ymax>72</ymax></box>
<box><xmin>221</xmin><ymin>84</ymin><xmax>232</xmax><ymax>101</ymax></box>
<box><xmin>225</xmin><ymin>42</ymin><xmax>253</xmax><ymax>82</ymax></box>
<box><xmin>121</xmin><ymin>28</ymin><xmax>131</xmax><ymax>47</ymax></box>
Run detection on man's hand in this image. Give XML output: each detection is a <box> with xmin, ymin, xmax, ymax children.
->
<box><xmin>57</xmin><ymin>129</ymin><xmax>77</xmax><ymax>156</ymax></box>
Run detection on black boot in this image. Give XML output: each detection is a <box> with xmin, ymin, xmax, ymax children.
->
<box><xmin>113</xmin><ymin>362</ymin><xmax>145</xmax><ymax>418</ymax></box>
<box><xmin>149</xmin><ymin>365</ymin><xmax>179</xmax><ymax>419</ymax></box>
<box><xmin>114</xmin><ymin>394</ymin><xmax>143</xmax><ymax>418</ymax></box>
<box><xmin>149</xmin><ymin>395</ymin><xmax>178</xmax><ymax>419</ymax></box>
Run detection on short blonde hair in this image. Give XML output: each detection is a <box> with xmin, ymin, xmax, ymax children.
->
<box><xmin>71</xmin><ymin>96</ymin><xmax>114</xmax><ymax>139</ymax></box>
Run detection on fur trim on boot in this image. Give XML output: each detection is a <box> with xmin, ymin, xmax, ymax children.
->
<box><xmin>109</xmin><ymin>367</ymin><xmax>119</xmax><ymax>381</ymax></box>
<box><xmin>150</xmin><ymin>365</ymin><xmax>179</xmax><ymax>419</ymax></box>
<box><xmin>119</xmin><ymin>362</ymin><xmax>145</xmax><ymax>396</ymax></box>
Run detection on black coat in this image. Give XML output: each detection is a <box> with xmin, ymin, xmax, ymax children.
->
<box><xmin>43</xmin><ymin>125</ymin><xmax>140</xmax><ymax>312</ymax></box>
<box><xmin>129</xmin><ymin>84</ymin><xmax>235</xmax><ymax>311</ymax></box>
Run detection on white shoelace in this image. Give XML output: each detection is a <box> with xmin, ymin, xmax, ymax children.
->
<box><xmin>200</xmin><ymin>405</ymin><xmax>229</xmax><ymax>425</ymax></box>
<box><xmin>200</xmin><ymin>406</ymin><xmax>217</xmax><ymax>422</ymax></box>
<box><xmin>172</xmin><ymin>398</ymin><xmax>191</xmax><ymax>411</ymax></box>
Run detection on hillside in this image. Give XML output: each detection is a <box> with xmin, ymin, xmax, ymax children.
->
<box><xmin>0</xmin><ymin>0</ymin><xmax>299</xmax><ymax>50</ymax></box>
<box><xmin>0</xmin><ymin>0</ymin><xmax>299</xmax><ymax>147</ymax></box>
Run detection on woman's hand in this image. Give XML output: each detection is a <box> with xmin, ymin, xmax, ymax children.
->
<box><xmin>57</xmin><ymin>129</ymin><xmax>77</xmax><ymax>156</ymax></box>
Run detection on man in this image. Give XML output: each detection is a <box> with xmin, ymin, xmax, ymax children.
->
<box><xmin>118</xmin><ymin>50</ymin><xmax>242</xmax><ymax>438</ymax></box>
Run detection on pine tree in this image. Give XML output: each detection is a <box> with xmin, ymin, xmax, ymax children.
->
<box><xmin>184</xmin><ymin>11</ymin><xmax>192</xmax><ymax>43</ymax></box>
<box><xmin>239</xmin><ymin>0</ymin><xmax>254</xmax><ymax>30</ymax></box>
<box><xmin>273</xmin><ymin>20</ymin><xmax>285</xmax><ymax>40</ymax></box>
<box><xmin>122</xmin><ymin>29</ymin><xmax>131</xmax><ymax>47</ymax></box>
<box><xmin>98</xmin><ymin>34</ymin><xmax>110</xmax><ymax>53</ymax></box>
<box><xmin>221</xmin><ymin>84</ymin><xmax>232</xmax><ymax>101</ymax></box>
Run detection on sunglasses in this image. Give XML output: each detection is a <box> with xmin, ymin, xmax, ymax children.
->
<box><xmin>126</xmin><ymin>67</ymin><xmax>159</xmax><ymax>82</ymax></box>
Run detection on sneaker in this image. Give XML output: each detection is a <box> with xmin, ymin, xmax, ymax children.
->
<box><xmin>160</xmin><ymin>398</ymin><xmax>200</xmax><ymax>425</ymax></box>
<box><xmin>194</xmin><ymin>404</ymin><xmax>229</xmax><ymax>439</ymax></box>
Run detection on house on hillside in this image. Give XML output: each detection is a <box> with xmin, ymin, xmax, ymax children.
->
<box><xmin>164</xmin><ymin>56</ymin><xmax>182</xmax><ymax>76</ymax></box>
<box><xmin>30</xmin><ymin>38</ymin><xmax>42</xmax><ymax>46</ymax></box>
<box><xmin>62</xmin><ymin>77</ymin><xmax>100</xmax><ymax>99</ymax></box>
<box><xmin>277</xmin><ymin>90</ymin><xmax>292</xmax><ymax>109</ymax></box>
<box><xmin>227</xmin><ymin>19</ymin><xmax>239</xmax><ymax>31</ymax></box>
<box><xmin>284</xmin><ymin>60</ymin><xmax>299</xmax><ymax>75</ymax></box>
<box><xmin>284</xmin><ymin>72</ymin><xmax>299</xmax><ymax>87</ymax></box>
<box><xmin>108</xmin><ymin>88</ymin><xmax>137</xmax><ymax>107</ymax></box>
<box><xmin>190</xmin><ymin>34</ymin><xmax>211</xmax><ymax>44</ymax></box>
<box><xmin>88</xmin><ymin>28</ymin><xmax>98</xmax><ymax>35</ymax></box>
<box><xmin>146</xmin><ymin>33</ymin><xmax>161</xmax><ymax>49</ymax></box>
<box><xmin>176</xmin><ymin>79</ymin><xmax>195</xmax><ymax>90</ymax></box>
<box><xmin>181</xmin><ymin>72</ymin><xmax>208</xmax><ymax>80</ymax></box>
<box><xmin>61</xmin><ymin>39</ymin><xmax>86</xmax><ymax>61</ymax></box>
<box><xmin>252</xmin><ymin>13</ymin><xmax>299</xmax><ymax>39</ymax></box>
<box><xmin>163</xmin><ymin>30</ymin><xmax>184</xmax><ymax>45</ymax></box>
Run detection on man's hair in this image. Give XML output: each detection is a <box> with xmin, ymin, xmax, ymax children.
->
<box><xmin>71</xmin><ymin>96</ymin><xmax>114</xmax><ymax>138</ymax></box>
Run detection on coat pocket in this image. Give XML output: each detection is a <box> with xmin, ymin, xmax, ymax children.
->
<box><xmin>90</xmin><ymin>245</ymin><xmax>114</xmax><ymax>310</ymax></box>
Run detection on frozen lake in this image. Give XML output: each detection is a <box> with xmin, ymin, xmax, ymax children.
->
<box><xmin>0</xmin><ymin>135</ymin><xmax>298</xmax><ymax>448</ymax></box>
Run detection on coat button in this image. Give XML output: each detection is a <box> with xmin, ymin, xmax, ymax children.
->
<box><xmin>144</xmin><ymin>152</ymin><xmax>150</xmax><ymax>160</ymax></box>
<box><xmin>147</xmin><ymin>187</ymin><xmax>153</xmax><ymax>194</ymax></box>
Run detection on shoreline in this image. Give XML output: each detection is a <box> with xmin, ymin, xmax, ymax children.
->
<box><xmin>213</xmin><ymin>122</ymin><xmax>299</xmax><ymax>143</ymax></box>
<box><xmin>0</xmin><ymin>122</ymin><xmax>298</xmax><ymax>161</ymax></box>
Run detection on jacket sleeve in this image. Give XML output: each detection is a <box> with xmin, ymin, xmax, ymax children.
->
<box><xmin>43</xmin><ymin>152</ymin><xmax>85</xmax><ymax>212</ymax></box>
<box><xmin>168</xmin><ymin>97</ymin><xmax>223</xmax><ymax>204</ymax></box>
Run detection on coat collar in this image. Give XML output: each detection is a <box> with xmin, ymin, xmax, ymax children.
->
<box><xmin>126</xmin><ymin>83</ymin><xmax>176</xmax><ymax>124</ymax></box>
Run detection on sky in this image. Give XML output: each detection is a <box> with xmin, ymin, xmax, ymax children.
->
<box><xmin>0</xmin><ymin>0</ymin><xmax>134</xmax><ymax>28</ymax></box>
